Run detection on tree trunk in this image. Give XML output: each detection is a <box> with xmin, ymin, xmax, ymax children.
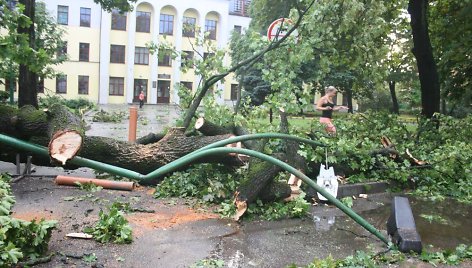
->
<box><xmin>389</xmin><ymin>81</ymin><xmax>400</xmax><ymax>114</ymax></box>
<box><xmin>195</xmin><ymin>117</ymin><xmax>233</xmax><ymax>136</ymax></box>
<box><xmin>17</xmin><ymin>0</ymin><xmax>38</xmax><ymax>108</ymax></box>
<box><xmin>345</xmin><ymin>87</ymin><xmax>354</xmax><ymax>113</ymax></box>
<box><xmin>408</xmin><ymin>0</ymin><xmax>440</xmax><ymax>118</ymax></box>
<box><xmin>233</xmin><ymin>155</ymin><xmax>285</xmax><ymax>220</ymax></box>
<box><xmin>0</xmin><ymin>105</ymin><xmax>244</xmax><ymax>181</ymax></box>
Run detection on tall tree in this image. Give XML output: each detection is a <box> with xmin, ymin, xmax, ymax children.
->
<box><xmin>408</xmin><ymin>0</ymin><xmax>440</xmax><ymax>118</ymax></box>
<box><xmin>429</xmin><ymin>0</ymin><xmax>472</xmax><ymax>116</ymax></box>
<box><xmin>17</xmin><ymin>0</ymin><xmax>37</xmax><ymax>108</ymax></box>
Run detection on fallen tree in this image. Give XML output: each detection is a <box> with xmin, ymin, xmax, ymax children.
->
<box><xmin>0</xmin><ymin>105</ymin><xmax>245</xmax><ymax>181</ymax></box>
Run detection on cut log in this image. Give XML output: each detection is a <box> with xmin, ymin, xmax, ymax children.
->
<box><xmin>195</xmin><ymin>117</ymin><xmax>233</xmax><ymax>136</ymax></box>
<box><xmin>48</xmin><ymin>130</ymin><xmax>83</xmax><ymax>165</ymax></box>
<box><xmin>233</xmin><ymin>154</ymin><xmax>285</xmax><ymax>220</ymax></box>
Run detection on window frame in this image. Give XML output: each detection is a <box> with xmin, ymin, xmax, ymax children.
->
<box><xmin>56</xmin><ymin>75</ymin><xmax>67</xmax><ymax>94</ymax></box>
<box><xmin>79</xmin><ymin>42</ymin><xmax>90</xmax><ymax>62</ymax></box>
<box><xmin>78</xmin><ymin>75</ymin><xmax>89</xmax><ymax>95</ymax></box>
<box><xmin>110</xmin><ymin>45</ymin><xmax>125</xmax><ymax>64</ymax></box>
<box><xmin>111</xmin><ymin>9</ymin><xmax>127</xmax><ymax>30</ymax></box>
<box><xmin>181</xmin><ymin>50</ymin><xmax>194</xmax><ymax>68</ymax></box>
<box><xmin>80</xmin><ymin>7</ymin><xmax>91</xmax><ymax>27</ymax></box>
<box><xmin>109</xmin><ymin>77</ymin><xmax>125</xmax><ymax>96</ymax></box>
<box><xmin>205</xmin><ymin>19</ymin><xmax>217</xmax><ymax>40</ymax></box>
<box><xmin>57</xmin><ymin>5</ymin><xmax>69</xmax><ymax>25</ymax></box>
<box><xmin>158</xmin><ymin>49</ymin><xmax>172</xmax><ymax>67</ymax></box>
<box><xmin>134</xmin><ymin>47</ymin><xmax>149</xmax><ymax>65</ymax></box>
<box><xmin>136</xmin><ymin>11</ymin><xmax>151</xmax><ymax>33</ymax></box>
<box><xmin>182</xmin><ymin>16</ymin><xmax>196</xmax><ymax>38</ymax></box>
<box><xmin>159</xmin><ymin>14</ymin><xmax>174</xmax><ymax>35</ymax></box>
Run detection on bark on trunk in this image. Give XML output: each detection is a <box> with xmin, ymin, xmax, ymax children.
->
<box><xmin>195</xmin><ymin>117</ymin><xmax>233</xmax><ymax>136</ymax></box>
<box><xmin>0</xmin><ymin>105</ymin><xmax>244</xmax><ymax>182</ymax></box>
<box><xmin>408</xmin><ymin>0</ymin><xmax>440</xmax><ymax>118</ymax></box>
<box><xmin>18</xmin><ymin>0</ymin><xmax>38</xmax><ymax>108</ymax></box>
<box><xmin>234</xmin><ymin>155</ymin><xmax>285</xmax><ymax>220</ymax></box>
<box><xmin>389</xmin><ymin>81</ymin><xmax>400</xmax><ymax>114</ymax></box>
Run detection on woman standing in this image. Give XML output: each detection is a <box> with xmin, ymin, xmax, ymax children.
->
<box><xmin>316</xmin><ymin>86</ymin><xmax>348</xmax><ymax>134</ymax></box>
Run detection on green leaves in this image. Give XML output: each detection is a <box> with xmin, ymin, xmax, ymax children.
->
<box><xmin>84</xmin><ymin>203</ymin><xmax>133</xmax><ymax>244</ymax></box>
<box><xmin>154</xmin><ymin>164</ymin><xmax>240</xmax><ymax>204</ymax></box>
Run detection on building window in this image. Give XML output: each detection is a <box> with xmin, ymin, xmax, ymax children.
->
<box><xmin>80</xmin><ymin>7</ymin><xmax>91</xmax><ymax>27</ymax></box>
<box><xmin>79</xmin><ymin>43</ymin><xmax>89</xmax><ymax>62</ymax></box>
<box><xmin>111</xmin><ymin>9</ymin><xmax>127</xmax><ymax>30</ymax></box>
<box><xmin>78</xmin><ymin>75</ymin><xmax>89</xmax><ymax>95</ymax></box>
<box><xmin>56</xmin><ymin>75</ymin><xmax>67</xmax><ymax>94</ymax></box>
<box><xmin>181</xmin><ymin>51</ymin><xmax>194</xmax><ymax>68</ymax></box>
<box><xmin>134</xmin><ymin>47</ymin><xmax>149</xmax><ymax>65</ymax></box>
<box><xmin>110</xmin><ymin>45</ymin><xmax>125</xmax><ymax>63</ymax></box>
<box><xmin>181</xmin><ymin>81</ymin><xmax>193</xmax><ymax>91</ymax></box>
<box><xmin>205</xmin><ymin>19</ymin><xmax>217</xmax><ymax>40</ymax></box>
<box><xmin>109</xmin><ymin>77</ymin><xmax>124</xmax><ymax>96</ymax></box>
<box><xmin>233</xmin><ymin>25</ymin><xmax>242</xmax><ymax>34</ymax></box>
<box><xmin>231</xmin><ymin>84</ymin><xmax>238</xmax><ymax>100</ymax></box>
<box><xmin>57</xmin><ymin>5</ymin><xmax>68</xmax><ymax>25</ymax></box>
<box><xmin>159</xmin><ymin>14</ymin><xmax>174</xmax><ymax>35</ymax></box>
<box><xmin>229</xmin><ymin>0</ymin><xmax>251</xmax><ymax>17</ymax></box>
<box><xmin>182</xmin><ymin>16</ymin><xmax>196</xmax><ymax>37</ymax></box>
<box><xmin>158</xmin><ymin>49</ymin><xmax>172</xmax><ymax>66</ymax></box>
<box><xmin>136</xmin><ymin>11</ymin><xmax>151</xmax><ymax>33</ymax></box>
<box><xmin>57</xmin><ymin>41</ymin><xmax>67</xmax><ymax>58</ymax></box>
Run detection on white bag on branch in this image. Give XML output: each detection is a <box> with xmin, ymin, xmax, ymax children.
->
<box><xmin>316</xmin><ymin>164</ymin><xmax>338</xmax><ymax>201</ymax></box>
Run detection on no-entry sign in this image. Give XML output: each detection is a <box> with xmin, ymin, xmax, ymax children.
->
<box><xmin>267</xmin><ymin>18</ymin><xmax>298</xmax><ymax>42</ymax></box>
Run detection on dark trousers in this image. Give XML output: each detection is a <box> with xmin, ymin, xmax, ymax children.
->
<box><xmin>139</xmin><ymin>100</ymin><xmax>144</xmax><ymax>108</ymax></box>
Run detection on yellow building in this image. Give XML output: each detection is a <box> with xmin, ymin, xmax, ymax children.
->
<box><xmin>3</xmin><ymin>0</ymin><xmax>252</xmax><ymax>105</ymax></box>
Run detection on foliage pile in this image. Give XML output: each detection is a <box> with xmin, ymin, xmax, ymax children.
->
<box><xmin>299</xmin><ymin>112</ymin><xmax>472</xmax><ymax>203</ymax></box>
<box><xmin>155</xmin><ymin>160</ymin><xmax>311</xmax><ymax>220</ymax></box>
<box><xmin>0</xmin><ymin>173</ymin><xmax>57</xmax><ymax>266</ymax></box>
<box><xmin>290</xmin><ymin>244</ymin><xmax>472</xmax><ymax>267</ymax></box>
<box><xmin>92</xmin><ymin>109</ymin><xmax>126</xmax><ymax>123</ymax></box>
<box><xmin>39</xmin><ymin>95</ymin><xmax>96</xmax><ymax>114</ymax></box>
<box><xmin>84</xmin><ymin>202</ymin><xmax>132</xmax><ymax>244</ymax></box>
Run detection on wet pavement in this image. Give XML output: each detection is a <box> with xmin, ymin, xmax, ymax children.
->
<box><xmin>1</xmin><ymin>104</ymin><xmax>471</xmax><ymax>267</ymax></box>
<box><xmin>85</xmin><ymin>104</ymin><xmax>182</xmax><ymax>140</ymax></box>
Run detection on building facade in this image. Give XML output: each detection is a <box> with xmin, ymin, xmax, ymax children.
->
<box><xmin>27</xmin><ymin>0</ymin><xmax>252</xmax><ymax>105</ymax></box>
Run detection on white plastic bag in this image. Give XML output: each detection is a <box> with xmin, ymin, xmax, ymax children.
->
<box><xmin>316</xmin><ymin>164</ymin><xmax>338</xmax><ymax>201</ymax></box>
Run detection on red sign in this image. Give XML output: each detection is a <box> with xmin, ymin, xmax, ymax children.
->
<box><xmin>267</xmin><ymin>18</ymin><xmax>298</xmax><ymax>42</ymax></box>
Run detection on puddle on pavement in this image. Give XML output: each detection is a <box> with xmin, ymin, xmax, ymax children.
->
<box><xmin>338</xmin><ymin>196</ymin><xmax>472</xmax><ymax>250</ymax></box>
<box><xmin>213</xmin><ymin>196</ymin><xmax>471</xmax><ymax>267</ymax></box>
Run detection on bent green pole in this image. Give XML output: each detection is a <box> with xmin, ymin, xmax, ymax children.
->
<box><xmin>144</xmin><ymin>146</ymin><xmax>390</xmax><ymax>245</ymax></box>
<box><xmin>0</xmin><ymin>133</ymin><xmax>389</xmax><ymax>244</ymax></box>
<box><xmin>0</xmin><ymin>134</ymin><xmax>143</xmax><ymax>179</ymax></box>
<box><xmin>192</xmin><ymin>132</ymin><xmax>326</xmax><ymax>154</ymax></box>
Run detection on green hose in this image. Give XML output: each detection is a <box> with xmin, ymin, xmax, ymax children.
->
<box><xmin>0</xmin><ymin>133</ymin><xmax>389</xmax><ymax>245</ymax></box>
<box><xmin>142</xmin><ymin>146</ymin><xmax>390</xmax><ymax>245</ymax></box>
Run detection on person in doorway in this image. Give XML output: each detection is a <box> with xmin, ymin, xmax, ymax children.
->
<box><xmin>316</xmin><ymin>86</ymin><xmax>348</xmax><ymax>135</ymax></box>
<box><xmin>139</xmin><ymin>90</ymin><xmax>145</xmax><ymax>108</ymax></box>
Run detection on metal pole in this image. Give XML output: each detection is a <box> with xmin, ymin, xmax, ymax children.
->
<box><xmin>128</xmin><ymin>106</ymin><xmax>138</xmax><ymax>142</ymax></box>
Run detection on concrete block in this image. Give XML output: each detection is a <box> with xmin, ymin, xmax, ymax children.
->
<box><xmin>387</xmin><ymin>196</ymin><xmax>422</xmax><ymax>253</ymax></box>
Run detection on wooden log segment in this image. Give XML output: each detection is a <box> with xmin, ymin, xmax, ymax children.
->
<box><xmin>195</xmin><ymin>117</ymin><xmax>234</xmax><ymax>136</ymax></box>
<box><xmin>233</xmin><ymin>155</ymin><xmax>285</xmax><ymax>220</ymax></box>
